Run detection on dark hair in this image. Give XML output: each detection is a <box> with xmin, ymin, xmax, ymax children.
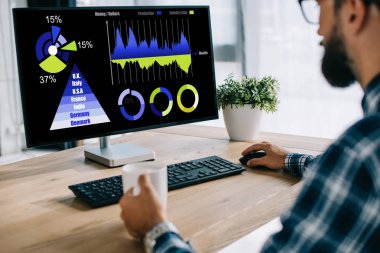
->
<box><xmin>334</xmin><ymin>0</ymin><xmax>380</xmax><ymax>11</ymax></box>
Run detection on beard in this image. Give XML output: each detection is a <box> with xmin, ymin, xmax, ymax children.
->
<box><xmin>321</xmin><ymin>25</ymin><xmax>357</xmax><ymax>88</ymax></box>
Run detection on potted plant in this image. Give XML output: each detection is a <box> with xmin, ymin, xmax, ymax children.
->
<box><xmin>217</xmin><ymin>75</ymin><xmax>279</xmax><ymax>141</ymax></box>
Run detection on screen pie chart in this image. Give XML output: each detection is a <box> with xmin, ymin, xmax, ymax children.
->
<box><xmin>35</xmin><ymin>26</ymin><xmax>77</xmax><ymax>73</ymax></box>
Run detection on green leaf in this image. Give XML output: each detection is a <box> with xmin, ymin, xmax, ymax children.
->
<box><xmin>216</xmin><ymin>74</ymin><xmax>280</xmax><ymax>113</ymax></box>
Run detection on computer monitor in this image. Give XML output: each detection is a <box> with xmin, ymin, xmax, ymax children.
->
<box><xmin>13</xmin><ymin>6</ymin><xmax>218</xmax><ymax>167</ymax></box>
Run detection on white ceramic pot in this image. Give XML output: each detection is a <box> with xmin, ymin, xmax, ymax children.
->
<box><xmin>222</xmin><ymin>105</ymin><xmax>263</xmax><ymax>141</ymax></box>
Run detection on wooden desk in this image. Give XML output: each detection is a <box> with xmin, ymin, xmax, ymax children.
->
<box><xmin>0</xmin><ymin>125</ymin><xmax>328</xmax><ymax>253</ymax></box>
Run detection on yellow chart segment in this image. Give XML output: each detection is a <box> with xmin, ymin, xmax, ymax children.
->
<box><xmin>39</xmin><ymin>55</ymin><xmax>67</xmax><ymax>74</ymax></box>
<box><xmin>61</xmin><ymin>41</ymin><xmax>77</xmax><ymax>51</ymax></box>
<box><xmin>177</xmin><ymin>84</ymin><xmax>199</xmax><ymax>113</ymax></box>
<box><xmin>111</xmin><ymin>54</ymin><xmax>192</xmax><ymax>74</ymax></box>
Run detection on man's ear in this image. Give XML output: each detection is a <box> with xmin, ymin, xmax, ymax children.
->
<box><xmin>345</xmin><ymin>0</ymin><xmax>368</xmax><ymax>34</ymax></box>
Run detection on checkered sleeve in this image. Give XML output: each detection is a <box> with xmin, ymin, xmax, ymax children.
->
<box><xmin>283</xmin><ymin>153</ymin><xmax>316</xmax><ymax>177</ymax></box>
<box><xmin>154</xmin><ymin>232</ymin><xmax>195</xmax><ymax>253</ymax></box>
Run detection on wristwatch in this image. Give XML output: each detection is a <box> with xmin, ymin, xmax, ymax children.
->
<box><xmin>144</xmin><ymin>222</ymin><xmax>179</xmax><ymax>253</ymax></box>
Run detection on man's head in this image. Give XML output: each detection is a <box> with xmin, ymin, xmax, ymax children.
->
<box><xmin>321</xmin><ymin>14</ymin><xmax>356</xmax><ymax>88</ymax></box>
<box><xmin>303</xmin><ymin>0</ymin><xmax>380</xmax><ymax>88</ymax></box>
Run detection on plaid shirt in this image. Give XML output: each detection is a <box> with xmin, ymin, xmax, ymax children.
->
<box><xmin>284</xmin><ymin>153</ymin><xmax>316</xmax><ymax>177</ymax></box>
<box><xmin>152</xmin><ymin>74</ymin><xmax>380</xmax><ymax>253</ymax></box>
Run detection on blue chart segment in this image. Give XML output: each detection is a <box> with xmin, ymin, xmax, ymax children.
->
<box><xmin>118</xmin><ymin>89</ymin><xmax>145</xmax><ymax>121</ymax></box>
<box><xmin>113</xmin><ymin>27</ymin><xmax>191</xmax><ymax>57</ymax></box>
<box><xmin>50</xmin><ymin>64</ymin><xmax>110</xmax><ymax>130</ymax></box>
<box><xmin>35</xmin><ymin>26</ymin><xmax>77</xmax><ymax>74</ymax></box>
<box><xmin>108</xmin><ymin>18</ymin><xmax>194</xmax><ymax>84</ymax></box>
<box><xmin>111</xmin><ymin>27</ymin><xmax>191</xmax><ymax>73</ymax></box>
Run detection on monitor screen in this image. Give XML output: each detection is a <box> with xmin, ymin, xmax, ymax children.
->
<box><xmin>13</xmin><ymin>6</ymin><xmax>218</xmax><ymax>148</ymax></box>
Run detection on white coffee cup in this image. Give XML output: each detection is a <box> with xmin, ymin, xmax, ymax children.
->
<box><xmin>122</xmin><ymin>162</ymin><xmax>168</xmax><ymax>207</ymax></box>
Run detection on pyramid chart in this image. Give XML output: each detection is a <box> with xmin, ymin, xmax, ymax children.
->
<box><xmin>50</xmin><ymin>64</ymin><xmax>110</xmax><ymax>130</ymax></box>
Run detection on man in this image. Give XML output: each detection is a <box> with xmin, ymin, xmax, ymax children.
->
<box><xmin>119</xmin><ymin>0</ymin><xmax>380</xmax><ymax>252</ymax></box>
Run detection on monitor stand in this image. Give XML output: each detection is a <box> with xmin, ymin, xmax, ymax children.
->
<box><xmin>84</xmin><ymin>136</ymin><xmax>155</xmax><ymax>167</ymax></box>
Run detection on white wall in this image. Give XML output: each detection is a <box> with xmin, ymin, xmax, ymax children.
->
<box><xmin>243</xmin><ymin>0</ymin><xmax>363</xmax><ymax>139</ymax></box>
<box><xmin>0</xmin><ymin>0</ymin><xmax>26</xmax><ymax>155</ymax></box>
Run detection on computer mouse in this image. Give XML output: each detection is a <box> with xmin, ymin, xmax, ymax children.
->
<box><xmin>239</xmin><ymin>151</ymin><xmax>266</xmax><ymax>165</ymax></box>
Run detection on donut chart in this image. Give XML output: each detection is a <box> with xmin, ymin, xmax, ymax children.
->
<box><xmin>149</xmin><ymin>87</ymin><xmax>173</xmax><ymax>117</ymax></box>
<box><xmin>177</xmin><ymin>84</ymin><xmax>199</xmax><ymax>113</ymax></box>
<box><xmin>118</xmin><ymin>84</ymin><xmax>199</xmax><ymax>120</ymax></box>
<box><xmin>118</xmin><ymin>89</ymin><xmax>145</xmax><ymax>121</ymax></box>
<box><xmin>35</xmin><ymin>26</ymin><xmax>77</xmax><ymax>74</ymax></box>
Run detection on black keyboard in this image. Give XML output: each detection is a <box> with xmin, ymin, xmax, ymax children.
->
<box><xmin>69</xmin><ymin>156</ymin><xmax>245</xmax><ymax>207</ymax></box>
<box><xmin>69</xmin><ymin>176</ymin><xmax>123</xmax><ymax>208</ymax></box>
<box><xmin>167</xmin><ymin>155</ymin><xmax>245</xmax><ymax>190</ymax></box>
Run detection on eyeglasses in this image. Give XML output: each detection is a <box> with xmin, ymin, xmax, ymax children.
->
<box><xmin>299</xmin><ymin>0</ymin><xmax>372</xmax><ymax>24</ymax></box>
<box><xmin>298</xmin><ymin>0</ymin><xmax>320</xmax><ymax>24</ymax></box>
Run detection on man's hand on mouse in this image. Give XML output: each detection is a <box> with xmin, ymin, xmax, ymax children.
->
<box><xmin>242</xmin><ymin>142</ymin><xmax>289</xmax><ymax>170</ymax></box>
